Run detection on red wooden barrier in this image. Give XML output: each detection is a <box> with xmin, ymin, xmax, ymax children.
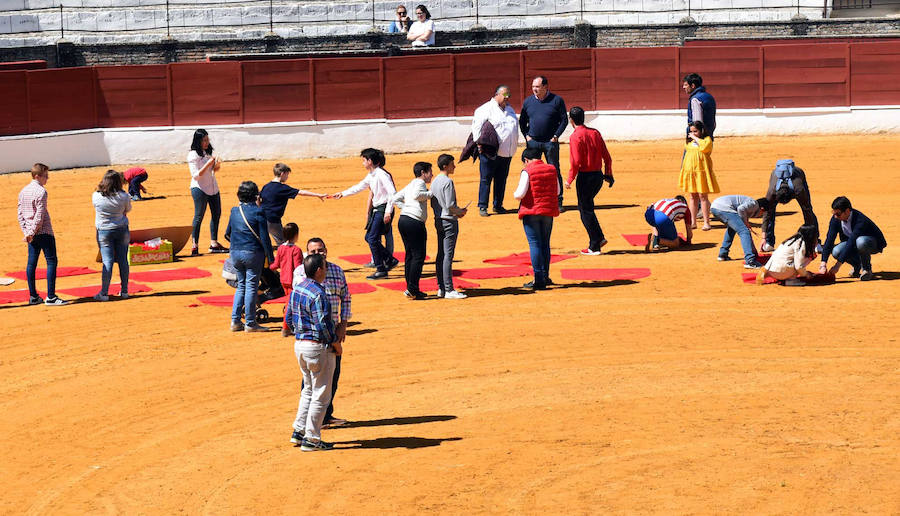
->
<box><xmin>524</xmin><ymin>49</ymin><xmax>594</xmax><ymax>110</ymax></box>
<box><xmin>312</xmin><ymin>58</ymin><xmax>382</xmax><ymax>121</ymax></box>
<box><xmin>594</xmin><ymin>47</ymin><xmax>678</xmax><ymax>110</ymax></box>
<box><xmin>242</xmin><ymin>59</ymin><xmax>313</xmax><ymax>124</ymax></box>
<box><xmin>680</xmin><ymin>46</ymin><xmax>761</xmax><ymax>109</ymax></box>
<box><xmin>763</xmin><ymin>43</ymin><xmax>849</xmax><ymax>108</ymax></box>
<box><xmin>95</xmin><ymin>65</ymin><xmax>170</xmax><ymax>128</ymax></box>
<box><xmin>453</xmin><ymin>51</ymin><xmax>522</xmax><ymax>116</ymax></box>
<box><xmin>170</xmin><ymin>62</ymin><xmax>242</xmax><ymax>126</ymax></box>
<box><xmin>850</xmin><ymin>41</ymin><xmax>900</xmax><ymax>106</ymax></box>
<box><xmin>0</xmin><ymin>70</ymin><xmax>29</xmax><ymax>136</ymax></box>
<box><xmin>28</xmin><ymin>67</ymin><xmax>96</xmax><ymax>133</ymax></box>
<box><xmin>384</xmin><ymin>54</ymin><xmax>454</xmax><ymax>119</ymax></box>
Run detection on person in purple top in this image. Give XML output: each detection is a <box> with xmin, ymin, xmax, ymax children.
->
<box><xmin>519</xmin><ymin>76</ymin><xmax>568</xmax><ymax>209</ymax></box>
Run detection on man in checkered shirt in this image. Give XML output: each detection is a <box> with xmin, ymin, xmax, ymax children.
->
<box><xmin>17</xmin><ymin>163</ymin><xmax>67</xmax><ymax>306</ymax></box>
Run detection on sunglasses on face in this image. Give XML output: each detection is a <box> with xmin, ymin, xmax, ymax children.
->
<box><xmin>398</xmin><ymin>10</ymin><xmax>406</xmax><ymax>14</ymax></box>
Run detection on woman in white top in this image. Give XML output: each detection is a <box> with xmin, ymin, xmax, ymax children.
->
<box><xmin>392</xmin><ymin>161</ymin><xmax>434</xmax><ymax>299</ymax></box>
<box><xmin>188</xmin><ymin>128</ymin><xmax>227</xmax><ymax>255</ymax></box>
<box><xmin>757</xmin><ymin>224</ymin><xmax>817</xmax><ymax>284</ymax></box>
<box><xmin>407</xmin><ymin>4</ymin><xmax>435</xmax><ymax>47</ymax></box>
<box><xmin>92</xmin><ymin>169</ymin><xmax>132</xmax><ymax>301</ymax></box>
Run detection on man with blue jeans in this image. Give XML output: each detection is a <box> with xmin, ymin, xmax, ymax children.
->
<box><xmin>17</xmin><ymin>163</ymin><xmax>67</xmax><ymax>306</ymax></box>
<box><xmin>710</xmin><ymin>195</ymin><xmax>769</xmax><ymax>269</ymax></box>
<box><xmin>819</xmin><ymin>196</ymin><xmax>887</xmax><ymax>281</ymax></box>
<box><xmin>520</xmin><ymin>76</ymin><xmax>568</xmax><ymax>209</ymax></box>
<box><xmin>514</xmin><ymin>147</ymin><xmax>561</xmax><ymax>290</ymax></box>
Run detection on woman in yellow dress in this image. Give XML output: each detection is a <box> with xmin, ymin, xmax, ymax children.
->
<box><xmin>678</xmin><ymin>121</ymin><xmax>719</xmax><ymax>230</ymax></box>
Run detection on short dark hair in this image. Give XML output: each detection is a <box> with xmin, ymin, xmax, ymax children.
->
<box><xmin>521</xmin><ymin>147</ymin><xmax>543</xmax><ymax>162</ymax></box>
<box><xmin>437</xmin><ymin>153</ymin><xmax>454</xmax><ymax>171</ymax></box>
<box><xmin>283</xmin><ymin>222</ymin><xmax>299</xmax><ymax>242</ymax></box>
<box><xmin>307</xmin><ymin>237</ymin><xmax>325</xmax><ymax>249</ymax></box>
<box><xmin>303</xmin><ymin>253</ymin><xmax>326</xmax><ymax>278</ymax></box>
<box><xmin>683</xmin><ymin>73</ymin><xmax>703</xmax><ymax>88</ymax></box>
<box><xmin>534</xmin><ymin>75</ymin><xmax>548</xmax><ymax>86</ymax></box>
<box><xmin>675</xmin><ymin>195</ymin><xmax>687</xmax><ymax>204</ymax></box>
<box><xmin>413</xmin><ymin>161</ymin><xmax>432</xmax><ymax>178</ymax></box>
<box><xmin>31</xmin><ymin>163</ymin><xmax>49</xmax><ymax>178</ymax></box>
<box><xmin>237</xmin><ymin>180</ymin><xmax>259</xmax><ymax>203</ymax></box>
<box><xmin>414</xmin><ymin>4</ymin><xmax>430</xmax><ymax>19</ymax></box>
<box><xmin>360</xmin><ymin>148</ymin><xmax>386</xmax><ymax>167</ymax></box>
<box><xmin>273</xmin><ymin>163</ymin><xmax>291</xmax><ymax>177</ymax></box>
<box><xmin>569</xmin><ymin>106</ymin><xmax>585</xmax><ymax>126</ymax></box>
<box><xmin>97</xmin><ymin>169</ymin><xmax>124</xmax><ymax>197</ymax></box>
<box><xmin>775</xmin><ymin>183</ymin><xmax>794</xmax><ymax>204</ymax></box>
<box><xmin>190</xmin><ymin>128</ymin><xmax>212</xmax><ymax>156</ymax></box>
<box><xmin>832</xmin><ymin>196</ymin><xmax>852</xmax><ymax>212</ymax></box>
<box><xmin>755</xmin><ymin>198</ymin><xmax>770</xmax><ymax>213</ymax></box>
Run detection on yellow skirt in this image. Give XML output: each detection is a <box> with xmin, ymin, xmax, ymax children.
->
<box><xmin>679</xmin><ymin>160</ymin><xmax>720</xmax><ymax>194</ymax></box>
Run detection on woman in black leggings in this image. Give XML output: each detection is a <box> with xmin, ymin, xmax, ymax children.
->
<box><xmin>187</xmin><ymin>129</ymin><xmax>227</xmax><ymax>255</ymax></box>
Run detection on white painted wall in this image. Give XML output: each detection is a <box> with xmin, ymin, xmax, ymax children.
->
<box><xmin>1</xmin><ymin>106</ymin><xmax>898</xmax><ymax>173</ymax></box>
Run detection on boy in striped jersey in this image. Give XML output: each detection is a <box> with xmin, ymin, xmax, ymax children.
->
<box><xmin>645</xmin><ymin>196</ymin><xmax>693</xmax><ymax>251</ymax></box>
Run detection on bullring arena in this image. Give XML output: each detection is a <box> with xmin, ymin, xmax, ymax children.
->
<box><xmin>2</xmin><ymin>6</ymin><xmax>900</xmax><ymax>513</ymax></box>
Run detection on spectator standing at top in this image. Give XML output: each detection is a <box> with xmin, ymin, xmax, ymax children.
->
<box><xmin>565</xmin><ymin>106</ymin><xmax>613</xmax><ymax>255</ymax></box>
<box><xmin>17</xmin><ymin>163</ymin><xmax>67</xmax><ymax>306</ymax></box>
<box><xmin>471</xmin><ymin>85</ymin><xmax>519</xmax><ymax>217</ymax></box>
<box><xmin>388</xmin><ymin>4</ymin><xmax>411</xmax><ymax>32</ymax></box>
<box><xmin>407</xmin><ymin>5</ymin><xmax>434</xmax><ymax>46</ymax></box>
<box><xmin>519</xmin><ymin>76</ymin><xmax>568</xmax><ymax>209</ymax></box>
<box><xmin>683</xmin><ymin>73</ymin><xmax>716</xmax><ymax>139</ymax></box>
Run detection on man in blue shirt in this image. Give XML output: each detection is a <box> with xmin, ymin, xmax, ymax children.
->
<box><xmin>288</xmin><ymin>253</ymin><xmax>341</xmax><ymax>451</ymax></box>
<box><xmin>519</xmin><ymin>76</ymin><xmax>568</xmax><ymax>208</ymax></box>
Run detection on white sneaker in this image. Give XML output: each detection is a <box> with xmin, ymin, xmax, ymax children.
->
<box><xmin>93</xmin><ymin>293</ymin><xmax>109</xmax><ymax>302</ymax></box>
<box><xmin>760</xmin><ymin>242</ymin><xmax>775</xmax><ymax>253</ymax></box>
<box><xmin>443</xmin><ymin>290</ymin><xmax>467</xmax><ymax>299</ymax></box>
<box><xmin>44</xmin><ymin>296</ymin><xmax>68</xmax><ymax>306</ymax></box>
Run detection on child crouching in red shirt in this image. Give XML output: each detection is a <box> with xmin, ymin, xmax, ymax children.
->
<box><xmin>270</xmin><ymin>222</ymin><xmax>304</xmax><ymax>336</ymax></box>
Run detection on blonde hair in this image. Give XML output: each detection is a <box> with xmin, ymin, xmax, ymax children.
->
<box><xmin>31</xmin><ymin>163</ymin><xmax>49</xmax><ymax>178</ymax></box>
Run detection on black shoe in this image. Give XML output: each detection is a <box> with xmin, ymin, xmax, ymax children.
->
<box><xmin>523</xmin><ymin>281</ymin><xmax>547</xmax><ymax>290</ymax></box>
<box><xmin>300</xmin><ymin>438</ymin><xmax>334</xmax><ymax>452</ymax></box>
<box><xmin>290</xmin><ymin>429</ymin><xmax>304</xmax><ymax>445</ymax></box>
<box><xmin>492</xmin><ymin>206</ymin><xmax>507</xmax><ymax>214</ymax></box>
<box><xmin>386</xmin><ymin>256</ymin><xmax>400</xmax><ymax>270</ymax></box>
<box><xmin>366</xmin><ymin>271</ymin><xmax>388</xmax><ymax>280</ymax></box>
<box><xmin>545</xmin><ymin>278</ymin><xmax>554</xmax><ymax>286</ymax></box>
<box><xmin>190</xmin><ymin>247</ymin><xmax>200</xmax><ymax>257</ymax></box>
<box><xmin>479</xmin><ymin>208</ymin><xmax>489</xmax><ymax>217</ymax></box>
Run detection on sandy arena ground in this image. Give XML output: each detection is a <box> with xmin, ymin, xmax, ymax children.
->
<box><xmin>1</xmin><ymin>135</ymin><xmax>898</xmax><ymax>514</ymax></box>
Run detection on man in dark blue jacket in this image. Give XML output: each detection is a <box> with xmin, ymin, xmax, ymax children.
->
<box><xmin>520</xmin><ymin>76</ymin><xmax>568</xmax><ymax>208</ymax></box>
<box><xmin>819</xmin><ymin>196</ymin><xmax>887</xmax><ymax>281</ymax></box>
<box><xmin>683</xmin><ymin>73</ymin><xmax>716</xmax><ymax>140</ymax></box>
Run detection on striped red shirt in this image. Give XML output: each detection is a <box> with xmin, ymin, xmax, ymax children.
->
<box><xmin>652</xmin><ymin>198</ymin><xmax>691</xmax><ymax>224</ymax></box>
<box><xmin>17</xmin><ymin>180</ymin><xmax>54</xmax><ymax>237</ymax></box>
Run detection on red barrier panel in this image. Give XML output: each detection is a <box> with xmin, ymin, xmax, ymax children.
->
<box><xmin>524</xmin><ymin>49</ymin><xmax>594</xmax><ymax>110</ymax></box>
<box><xmin>242</xmin><ymin>59</ymin><xmax>313</xmax><ymax>124</ymax></box>
<box><xmin>0</xmin><ymin>71</ymin><xmax>29</xmax><ymax>136</ymax></box>
<box><xmin>595</xmin><ymin>47</ymin><xmax>678</xmax><ymax>110</ymax></box>
<box><xmin>850</xmin><ymin>41</ymin><xmax>900</xmax><ymax>106</ymax></box>
<box><xmin>680</xmin><ymin>46</ymin><xmax>761</xmax><ymax>109</ymax></box>
<box><xmin>28</xmin><ymin>67</ymin><xmax>95</xmax><ymax>133</ymax></box>
<box><xmin>454</xmin><ymin>51</ymin><xmax>522</xmax><ymax>116</ymax></box>
<box><xmin>763</xmin><ymin>43</ymin><xmax>849</xmax><ymax>108</ymax></box>
<box><xmin>313</xmin><ymin>58</ymin><xmax>382</xmax><ymax>121</ymax></box>
<box><xmin>170</xmin><ymin>62</ymin><xmax>241</xmax><ymax>126</ymax></box>
<box><xmin>686</xmin><ymin>37</ymin><xmax>900</xmax><ymax>46</ymax></box>
<box><xmin>0</xmin><ymin>60</ymin><xmax>47</xmax><ymax>71</ymax></box>
<box><xmin>96</xmin><ymin>65</ymin><xmax>170</xmax><ymax>128</ymax></box>
<box><xmin>384</xmin><ymin>54</ymin><xmax>454</xmax><ymax>119</ymax></box>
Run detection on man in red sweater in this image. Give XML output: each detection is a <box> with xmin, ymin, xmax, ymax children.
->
<box><xmin>514</xmin><ymin>147</ymin><xmax>561</xmax><ymax>290</ymax></box>
<box><xmin>565</xmin><ymin>106</ymin><xmax>613</xmax><ymax>255</ymax></box>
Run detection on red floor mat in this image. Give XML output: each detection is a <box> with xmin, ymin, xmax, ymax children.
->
<box><xmin>6</xmin><ymin>266</ymin><xmax>96</xmax><ymax>280</ymax></box>
<box><xmin>483</xmin><ymin>252</ymin><xmax>576</xmax><ymax>266</ymax></box>
<box><xmin>560</xmin><ymin>268</ymin><xmax>651</xmax><ymax>281</ymax></box>
<box><xmin>457</xmin><ymin>265</ymin><xmax>533</xmax><ymax>279</ymax></box>
<box><xmin>378</xmin><ymin>278</ymin><xmax>480</xmax><ymax>292</ymax></box>
<box><xmin>197</xmin><ymin>295</ymin><xmax>233</xmax><ymax>306</ymax></box>
<box><xmin>128</xmin><ymin>267</ymin><xmax>212</xmax><ymax>282</ymax></box>
<box><xmin>742</xmin><ymin>272</ymin><xmax>778</xmax><ymax>285</ymax></box>
<box><xmin>57</xmin><ymin>282</ymin><xmax>152</xmax><ymax>297</ymax></box>
<box><xmin>0</xmin><ymin>289</ymin><xmax>45</xmax><ymax>304</ymax></box>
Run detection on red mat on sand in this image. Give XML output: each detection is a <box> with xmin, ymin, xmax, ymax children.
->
<box><xmin>197</xmin><ymin>282</ymin><xmax>377</xmax><ymax>307</ymax></box>
<box><xmin>457</xmin><ymin>265</ymin><xmax>533</xmax><ymax>279</ymax></box>
<box><xmin>0</xmin><ymin>289</ymin><xmax>45</xmax><ymax>304</ymax></box>
<box><xmin>742</xmin><ymin>273</ymin><xmax>777</xmax><ymax>285</ymax></box>
<box><xmin>128</xmin><ymin>267</ymin><xmax>212</xmax><ymax>282</ymax></box>
<box><xmin>197</xmin><ymin>295</ymin><xmax>233</xmax><ymax>306</ymax></box>
<box><xmin>6</xmin><ymin>267</ymin><xmax>96</xmax><ymax>280</ymax></box>
<box><xmin>57</xmin><ymin>282</ymin><xmax>152</xmax><ymax>297</ymax></box>
<box><xmin>379</xmin><ymin>278</ymin><xmax>480</xmax><ymax>292</ymax></box>
<box><xmin>560</xmin><ymin>268</ymin><xmax>651</xmax><ymax>281</ymax></box>
<box><xmin>483</xmin><ymin>253</ymin><xmax>576</xmax><ymax>266</ymax></box>
<box><xmin>622</xmin><ymin>234</ymin><xmax>685</xmax><ymax>246</ymax></box>
<box><xmin>338</xmin><ymin>253</ymin><xmax>430</xmax><ymax>265</ymax></box>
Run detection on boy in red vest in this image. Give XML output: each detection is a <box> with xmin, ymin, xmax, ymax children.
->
<box><xmin>514</xmin><ymin>147</ymin><xmax>561</xmax><ymax>290</ymax></box>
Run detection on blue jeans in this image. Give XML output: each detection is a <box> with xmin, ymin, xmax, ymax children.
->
<box><xmin>26</xmin><ymin>234</ymin><xmax>58</xmax><ymax>299</ymax></box>
<box><xmin>477</xmin><ymin>155</ymin><xmax>512</xmax><ymax>210</ymax></box>
<box><xmin>190</xmin><ymin>188</ymin><xmax>221</xmax><ymax>244</ymax></box>
<box><xmin>526</xmin><ymin>139</ymin><xmax>563</xmax><ymax>204</ymax></box>
<box><xmin>711</xmin><ymin>208</ymin><xmax>756</xmax><ymax>264</ymax></box>
<box><xmin>128</xmin><ymin>171</ymin><xmax>148</xmax><ymax>198</ymax></box>
<box><xmin>522</xmin><ymin>215</ymin><xmax>553</xmax><ymax>285</ymax></box>
<box><xmin>833</xmin><ymin>236</ymin><xmax>881</xmax><ymax>271</ymax></box>
<box><xmin>231</xmin><ymin>249</ymin><xmax>264</xmax><ymax>325</ymax></box>
<box><xmin>97</xmin><ymin>226</ymin><xmax>130</xmax><ymax>296</ymax></box>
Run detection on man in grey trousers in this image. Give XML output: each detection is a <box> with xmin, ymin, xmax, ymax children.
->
<box><xmin>430</xmin><ymin>154</ymin><xmax>468</xmax><ymax>299</ymax></box>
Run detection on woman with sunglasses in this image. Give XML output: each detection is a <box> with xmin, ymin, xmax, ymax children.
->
<box><xmin>388</xmin><ymin>5</ymin><xmax>411</xmax><ymax>32</ymax></box>
<box><xmin>406</xmin><ymin>4</ymin><xmax>434</xmax><ymax>46</ymax></box>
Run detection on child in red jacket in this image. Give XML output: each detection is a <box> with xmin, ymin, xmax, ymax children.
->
<box><xmin>270</xmin><ymin>223</ymin><xmax>304</xmax><ymax>336</ymax></box>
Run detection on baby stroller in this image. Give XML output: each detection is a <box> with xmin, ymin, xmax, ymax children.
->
<box><xmin>222</xmin><ymin>257</ymin><xmax>285</xmax><ymax>323</ymax></box>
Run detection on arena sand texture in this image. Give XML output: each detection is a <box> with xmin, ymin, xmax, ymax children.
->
<box><xmin>1</xmin><ymin>135</ymin><xmax>898</xmax><ymax>514</ymax></box>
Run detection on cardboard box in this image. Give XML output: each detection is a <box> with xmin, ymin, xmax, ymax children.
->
<box><xmin>128</xmin><ymin>240</ymin><xmax>173</xmax><ymax>265</ymax></box>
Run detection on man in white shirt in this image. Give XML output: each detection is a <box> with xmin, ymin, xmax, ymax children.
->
<box><xmin>472</xmin><ymin>85</ymin><xmax>519</xmax><ymax>217</ymax></box>
<box><xmin>330</xmin><ymin>148</ymin><xmax>397</xmax><ymax>280</ymax></box>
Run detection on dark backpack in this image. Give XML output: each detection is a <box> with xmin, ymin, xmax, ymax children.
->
<box><xmin>774</xmin><ymin>159</ymin><xmax>796</xmax><ymax>191</ymax></box>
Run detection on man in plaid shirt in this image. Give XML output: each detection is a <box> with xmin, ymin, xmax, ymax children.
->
<box><xmin>289</xmin><ymin>237</ymin><xmax>352</xmax><ymax>428</ymax></box>
<box><xmin>17</xmin><ymin>163</ymin><xmax>67</xmax><ymax>306</ymax></box>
